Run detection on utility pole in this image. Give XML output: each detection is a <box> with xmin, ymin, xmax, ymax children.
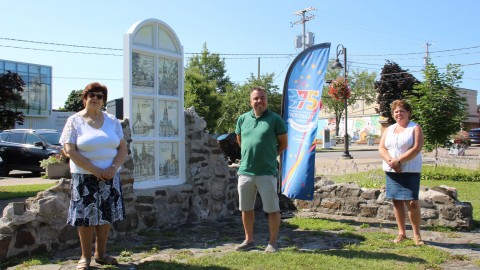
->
<box><xmin>291</xmin><ymin>7</ymin><xmax>316</xmax><ymax>50</ymax></box>
<box><xmin>257</xmin><ymin>57</ymin><xmax>260</xmax><ymax>80</ymax></box>
<box><xmin>423</xmin><ymin>42</ymin><xmax>434</xmax><ymax>66</ymax></box>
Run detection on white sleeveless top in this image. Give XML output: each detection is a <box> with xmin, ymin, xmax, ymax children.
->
<box><xmin>382</xmin><ymin>121</ymin><xmax>422</xmax><ymax>173</ymax></box>
<box><xmin>60</xmin><ymin>111</ymin><xmax>124</xmax><ymax>174</ymax></box>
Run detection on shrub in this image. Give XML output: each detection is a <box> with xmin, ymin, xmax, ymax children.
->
<box><xmin>39</xmin><ymin>153</ymin><xmax>68</xmax><ymax>169</ymax></box>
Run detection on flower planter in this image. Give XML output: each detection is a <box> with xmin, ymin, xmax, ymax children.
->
<box><xmin>448</xmin><ymin>144</ymin><xmax>466</xmax><ymax>156</ymax></box>
<box><xmin>46</xmin><ymin>163</ymin><xmax>70</xmax><ymax>179</ymax></box>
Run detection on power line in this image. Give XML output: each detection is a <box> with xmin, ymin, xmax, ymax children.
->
<box><xmin>0</xmin><ymin>37</ymin><xmax>122</xmax><ymax>51</ymax></box>
<box><xmin>2</xmin><ymin>36</ymin><xmax>479</xmax><ymax>58</ymax></box>
<box><xmin>0</xmin><ymin>44</ymin><xmax>122</xmax><ymax>56</ymax></box>
<box><xmin>351</xmin><ymin>44</ymin><xmax>480</xmax><ymax>57</ymax></box>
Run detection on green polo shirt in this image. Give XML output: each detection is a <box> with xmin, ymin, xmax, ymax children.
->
<box><xmin>235</xmin><ymin>109</ymin><xmax>287</xmax><ymax>176</ymax></box>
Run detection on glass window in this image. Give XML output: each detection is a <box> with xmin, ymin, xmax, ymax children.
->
<box><xmin>39</xmin><ymin>132</ymin><xmax>60</xmax><ymax>145</ymax></box>
<box><xmin>41</xmin><ymin>67</ymin><xmax>51</xmax><ymax>84</ymax></box>
<box><xmin>9</xmin><ymin>133</ymin><xmax>24</xmax><ymax>143</ymax></box>
<box><xmin>5</xmin><ymin>62</ymin><xmax>16</xmax><ymax>72</ymax></box>
<box><xmin>19</xmin><ymin>74</ymin><xmax>28</xmax><ymax>83</ymax></box>
<box><xmin>29</xmin><ymin>74</ymin><xmax>41</xmax><ymax>84</ymax></box>
<box><xmin>133</xmin><ymin>25</ymin><xmax>154</xmax><ymax>47</ymax></box>
<box><xmin>0</xmin><ymin>60</ymin><xmax>4</xmax><ymax>73</ymax></box>
<box><xmin>29</xmin><ymin>65</ymin><xmax>40</xmax><ymax>74</ymax></box>
<box><xmin>25</xmin><ymin>134</ymin><xmax>42</xmax><ymax>145</ymax></box>
<box><xmin>17</xmin><ymin>64</ymin><xmax>28</xmax><ymax>73</ymax></box>
<box><xmin>0</xmin><ymin>133</ymin><xmax>9</xmax><ymax>142</ymax></box>
<box><xmin>158</xmin><ymin>27</ymin><xmax>178</xmax><ymax>52</ymax></box>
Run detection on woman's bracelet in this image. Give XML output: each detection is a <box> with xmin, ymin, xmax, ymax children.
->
<box><xmin>111</xmin><ymin>164</ymin><xmax>118</xmax><ymax>169</ymax></box>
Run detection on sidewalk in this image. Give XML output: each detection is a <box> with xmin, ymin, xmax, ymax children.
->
<box><xmin>0</xmin><ymin>171</ymin><xmax>59</xmax><ymax>187</ymax></box>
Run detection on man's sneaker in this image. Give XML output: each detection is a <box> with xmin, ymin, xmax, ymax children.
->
<box><xmin>264</xmin><ymin>243</ymin><xmax>278</xmax><ymax>253</ymax></box>
<box><xmin>235</xmin><ymin>240</ymin><xmax>256</xmax><ymax>251</ymax></box>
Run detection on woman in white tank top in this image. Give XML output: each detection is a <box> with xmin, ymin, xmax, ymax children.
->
<box><xmin>379</xmin><ymin>100</ymin><xmax>425</xmax><ymax>246</ymax></box>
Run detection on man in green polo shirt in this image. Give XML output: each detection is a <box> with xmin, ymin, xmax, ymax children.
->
<box><xmin>234</xmin><ymin>86</ymin><xmax>288</xmax><ymax>253</ymax></box>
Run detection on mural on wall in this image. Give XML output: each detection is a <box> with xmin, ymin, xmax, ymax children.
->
<box><xmin>159</xmin><ymin>142</ymin><xmax>179</xmax><ymax>178</ymax></box>
<box><xmin>132</xmin><ymin>141</ymin><xmax>155</xmax><ymax>182</ymax></box>
<box><xmin>158</xmin><ymin>57</ymin><xmax>178</xmax><ymax>96</ymax></box>
<box><xmin>158</xmin><ymin>100</ymin><xmax>178</xmax><ymax>137</ymax></box>
<box><xmin>132</xmin><ymin>98</ymin><xmax>155</xmax><ymax>137</ymax></box>
<box><xmin>350</xmin><ymin>115</ymin><xmax>381</xmax><ymax>141</ymax></box>
<box><xmin>317</xmin><ymin>115</ymin><xmax>381</xmax><ymax>141</ymax></box>
<box><xmin>132</xmin><ymin>52</ymin><xmax>154</xmax><ymax>94</ymax></box>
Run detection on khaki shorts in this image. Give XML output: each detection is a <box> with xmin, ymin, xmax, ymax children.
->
<box><xmin>238</xmin><ymin>174</ymin><xmax>280</xmax><ymax>213</ymax></box>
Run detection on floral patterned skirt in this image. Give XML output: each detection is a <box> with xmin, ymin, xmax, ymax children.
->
<box><xmin>67</xmin><ymin>173</ymin><xmax>125</xmax><ymax>227</ymax></box>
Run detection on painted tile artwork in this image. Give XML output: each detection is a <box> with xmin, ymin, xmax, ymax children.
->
<box><xmin>132</xmin><ymin>98</ymin><xmax>155</xmax><ymax>137</ymax></box>
<box><xmin>158</xmin><ymin>142</ymin><xmax>179</xmax><ymax>178</ymax></box>
<box><xmin>132</xmin><ymin>52</ymin><xmax>154</xmax><ymax>94</ymax></box>
<box><xmin>158</xmin><ymin>57</ymin><xmax>178</xmax><ymax>96</ymax></box>
<box><xmin>158</xmin><ymin>100</ymin><xmax>178</xmax><ymax>137</ymax></box>
<box><xmin>132</xmin><ymin>141</ymin><xmax>155</xmax><ymax>182</ymax></box>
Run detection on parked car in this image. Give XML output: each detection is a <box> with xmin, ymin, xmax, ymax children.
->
<box><xmin>469</xmin><ymin>128</ymin><xmax>480</xmax><ymax>145</ymax></box>
<box><xmin>0</xmin><ymin>129</ymin><xmax>62</xmax><ymax>176</ymax></box>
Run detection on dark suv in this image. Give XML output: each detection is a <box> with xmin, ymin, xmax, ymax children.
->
<box><xmin>469</xmin><ymin>128</ymin><xmax>480</xmax><ymax>145</ymax></box>
<box><xmin>0</xmin><ymin>129</ymin><xmax>62</xmax><ymax>176</ymax></box>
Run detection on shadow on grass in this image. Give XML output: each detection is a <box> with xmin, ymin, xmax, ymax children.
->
<box><xmin>320</xmin><ymin>249</ymin><xmax>427</xmax><ymax>264</ymax></box>
<box><xmin>138</xmin><ymin>260</ymin><xmax>230</xmax><ymax>269</ymax></box>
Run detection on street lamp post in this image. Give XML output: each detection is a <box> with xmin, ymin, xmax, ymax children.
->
<box><xmin>332</xmin><ymin>44</ymin><xmax>353</xmax><ymax>159</ymax></box>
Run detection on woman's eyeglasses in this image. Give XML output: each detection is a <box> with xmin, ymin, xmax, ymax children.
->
<box><xmin>87</xmin><ymin>92</ymin><xmax>104</xmax><ymax>100</ymax></box>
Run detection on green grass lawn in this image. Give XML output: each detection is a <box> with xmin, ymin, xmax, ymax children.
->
<box><xmin>134</xmin><ymin>218</ymin><xmax>455</xmax><ymax>270</ymax></box>
<box><xmin>0</xmin><ymin>183</ymin><xmax>56</xmax><ymax>200</ymax></box>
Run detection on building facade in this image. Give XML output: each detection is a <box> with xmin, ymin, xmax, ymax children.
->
<box><xmin>0</xmin><ymin>59</ymin><xmax>52</xmax><ymax>117</ymax></box>
<box><xmin>317</xmin><ymin>88</ymin><xmax>480</xmax><ymax>142</ymax></box>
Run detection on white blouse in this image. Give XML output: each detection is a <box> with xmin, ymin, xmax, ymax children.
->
<box><xmin>382</xmin><ymin>121</ymin><xmax>422</xmax><ymax>173</ymax></box>
<box><xmin>60</xmin><ymin>111</ymin><xmax>123</xmax><ymax>174</ymax></box>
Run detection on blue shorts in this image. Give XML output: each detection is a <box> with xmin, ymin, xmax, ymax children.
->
<box><xmin>385</xmin><ymin>172</ymin><xmax>420</xmax><ymax>200</ymax></box>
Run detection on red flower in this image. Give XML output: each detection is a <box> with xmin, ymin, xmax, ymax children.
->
<box><xmin>328</xmin><ymin>77</ymin><xmax>351</xmax><ymax>100</ymax></box>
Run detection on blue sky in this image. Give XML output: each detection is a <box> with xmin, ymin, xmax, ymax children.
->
<box><xmin>1</xmin><ymin>0</ymin><xmax>479</xmax><ymax>109</ymax></box>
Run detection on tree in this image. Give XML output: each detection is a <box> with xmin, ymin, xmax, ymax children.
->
<box><xmin>184</xmin><ymin>43</ymin><xmax>234</xmax><ymax>132</ymax></box>
<box><xmin>375</xmin><ymin>61</ymin><xmax>418</xmax><ymax>124</ymax></box>
<box><xmin>0</xmin><ymin>71</ymin><xmax>25</xmax><ymax>130</ymax></box>
<box><xmin>407</xmin><ymin>62</ymin><xmax>467</xmax><ymax>159</ymax></box>
<box><xmin>184</xmin><ymin>66</ymin><xmax>221</xmax><ymax>131</ymax></box>
<box><xmin>216</xmin><ymin>73</ymin><xmax>281</xmax><ymax>133</ymax></box>
<box><xmin>60</xmin><ymin>90</ymin><xmax>84</xmax><ymax>112</ymax></box>
<box><xmin>322</xmin><ymin>65</ymin><xmax>377</xmax><ymax>136</ymax></box>
<box><xmin>187</xmin><ymin>43</ymin><xmax>233</xmax><ymax>93</ymax></box>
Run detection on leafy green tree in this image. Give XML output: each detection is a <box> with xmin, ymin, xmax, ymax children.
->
<box><xmin>350</xmin><ymin>69</ymin><xmax>378</xmax><ymax>105</ymax></box>
<box><xmin>60</xmin><ymin>90</ymin><xmax>84</xmax><ymax>112</ymax></box>
<box><xmin>184</xmin><ymin>66</ymin><xmax>221</xmax><ymax>131</ymax></box>
<box><xmin>375</xmin><ymin>61</ymin><xmax>418</xmax><ymax>124</ymax></box>
<box><xmin>322</xmin><ymin>65</ymin><xmax>377</xmax><ymax>136</ymax></box>
<box><xmin>0</xmin><ymin>71</ymin><xmax>25</xmax><ymax>129</ymax></box>
<box><xmin>184</xmin><ymin>43</ymin><xmax>234</xmax><ymax>132</ymax></box>
<box><xmin>187</xmin><ymin>43</ymin><xmax>233</xmax><ymax>93</ymax></box>
<box><xmin>407</xmin><ymin>62</ymin><xmax>467</xmax><ymax>158</ymax></box>
<box><xmin>216</xmin><ymin>73</ymin><xmax>280</xmax><ymax>133</ymax></box>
